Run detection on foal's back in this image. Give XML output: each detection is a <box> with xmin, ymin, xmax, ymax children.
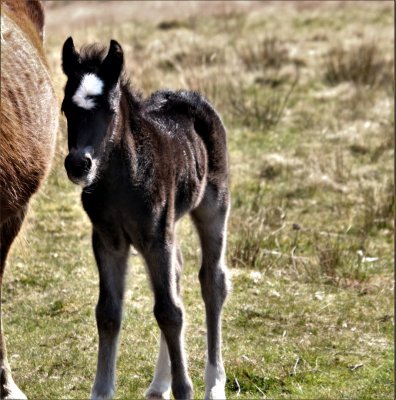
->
<box><xmin>132</xmin><ymin>90</ymin><xmax>229</xmax><ymax>221</ymax></box>
<box><xmin>141</xmin><ymin>90</ymin><xmax>229</xmax><ymax>199</ymax></box>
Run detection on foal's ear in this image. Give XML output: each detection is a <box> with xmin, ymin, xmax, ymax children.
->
<box><xmin>101</xmin><ymin>39</ymin><xmax>124</xmax><ymax>86</ymax></box>
<box><xmin>62</xmin><ymin>37</ymin><xmax>80</xmax><ymax>76</ymax></box>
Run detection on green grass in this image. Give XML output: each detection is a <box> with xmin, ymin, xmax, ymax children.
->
<box><xmin>3</xmin><ymin>1</ymin><xmax>394</xmax><ymax>399</ymax></box>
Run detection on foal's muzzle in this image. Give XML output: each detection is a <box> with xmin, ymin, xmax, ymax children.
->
<box><xmin>64</xmin><ymin>151</ymin><xmax>92</xmax><ymax>183</ymax></box>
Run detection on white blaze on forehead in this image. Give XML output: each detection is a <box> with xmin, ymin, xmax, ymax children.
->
<box><xmin>72</xmin><ymin>73</ymin><xmax>104</xmax><ymax>110</ymax></box>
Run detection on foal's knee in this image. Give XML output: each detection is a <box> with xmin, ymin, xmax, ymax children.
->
<box><xmin>154</xmin><ymin>300</ymin><xmax>183</xmax><ymax>332</ymax></box>
<box><xmin>96</xmin><ymin>298</ymin><xmax>122</xmax><ymax>335</ymax></box>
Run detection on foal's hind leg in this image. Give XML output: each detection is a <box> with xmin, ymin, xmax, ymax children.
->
<box><xmin>144</xmin><ymin>244</ymin><xmax>192</xmax><ymax>400</ymax></box>
<box><xmin>145</xmin><ymin>332</ymin><xmax>171</xmax><ymax>400</ymax></box>
<box><xmin>191</xmin><ymin>191</ymin><xmax>230</xmax><ymax>400</ymax></box>
<box><xmin>146</xmin><ymin>246</ymin><xmax>183</xmax><ymax>400</ymax></box>
<box><xmin>90</xmin><ymin>229</ymin><xmax>129</xmax><ymax>400</ymax></box>
<box><xmin>0</xmin><ymin>207</ymin><xmax>28</xmax><ymax>400</ymax></box>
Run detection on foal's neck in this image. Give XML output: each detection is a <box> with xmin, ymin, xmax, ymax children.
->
<box><xmin>116</xmin><ymin>82</ymin><xmax>140</xmax><ymax>143</ymax></box>
<box><xmin>107</xmin><ymin>85</ymin><xmax>139</xmax><ymax>177</ymax></box>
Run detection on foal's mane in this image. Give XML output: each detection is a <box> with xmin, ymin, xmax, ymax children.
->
<box><xmin>79</xmin><ymin>43</ymin><xmax>107</xmax><ymax>67</ymax></box>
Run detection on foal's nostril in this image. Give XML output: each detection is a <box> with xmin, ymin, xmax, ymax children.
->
<box><xmin>84</xmin><ymin>154</ymin><xmax>92</xmax><ymax>171</ymax></box>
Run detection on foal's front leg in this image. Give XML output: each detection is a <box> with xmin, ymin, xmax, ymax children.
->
<box><xmin>145</xmin><ymin>244</ymin><xmax>193</xmax><ymax>400</ymax></box>
<box><xmin>90</xmin><ymin>229</ymin><xmax>129</xmax><ymax>400</ymax></box>
<box><xmin>146</xmin><ymin>246</ymin><xmax>183</xmax><ymax>400</ymax></box>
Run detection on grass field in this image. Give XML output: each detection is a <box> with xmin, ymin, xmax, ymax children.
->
<box><xmin>3</xmin><ymin>1</ymin><xmax>394</xmax><ymax>398</ymax></box>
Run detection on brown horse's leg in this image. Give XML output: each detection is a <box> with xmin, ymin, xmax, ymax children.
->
<box><xmin>0</xmin><ymin>206</ymin><xmax>28</xmax><ymax>400</ymax></box>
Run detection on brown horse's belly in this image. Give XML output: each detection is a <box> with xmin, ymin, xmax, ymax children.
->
<box><xmin>0</xmin><ymin>14</ymin><xmax>58</xmax><ymax>222</ymax></box>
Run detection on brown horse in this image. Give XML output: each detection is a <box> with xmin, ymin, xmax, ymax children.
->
<box><xmin>0</xmin><ymin>0</ymin><xmax>58</xmax><ymax>398</ymax></box>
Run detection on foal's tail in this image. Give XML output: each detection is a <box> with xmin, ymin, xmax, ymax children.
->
<box><xmin>161</xmin><ymin>90</ymin><xmax>229</xmax><ymax>180</ymax></box>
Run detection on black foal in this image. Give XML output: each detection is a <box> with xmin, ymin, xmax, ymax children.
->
<box><xmin>61</xmin><ymin>37</ymin><xmax>230</xmax><ymax>400</ymax></box>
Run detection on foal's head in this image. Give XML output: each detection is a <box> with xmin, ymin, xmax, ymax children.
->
<box><xmin>61</xmin><ymin>37</ymin><xmax>124</xmax><ymax>187</ymax></box>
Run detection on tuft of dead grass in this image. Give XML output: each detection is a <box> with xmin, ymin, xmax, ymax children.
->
<box><xmin>358</xmin><ymin>181</ymin><xmax>395</xmax><ymax>234</ymax></box>
<box><xmin>323</xmin><ymin>42</ymin><xmax>392</xmax><ymax>87</ymax></box>
<box><xmin>314</xmin><ymin>234</ymin><xmax>367</xmax><ymax>285</ymax></box>
<box><xmin>225</xmin><ymin>72</ymin><xmax>298</xmax><ymax>131</ymax></box>
<box><xmin>236</xmin><ymin>35</ymin><xmax>290</xmax><ymax>71</ymax></box>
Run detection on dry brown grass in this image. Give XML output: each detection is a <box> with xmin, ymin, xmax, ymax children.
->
<box><xmin>323</xmin><ymin>42</ymin><xmax>393</xmax><ymax>87</ymax></box>
<box><xmin>236</xmin><ymin>35</ymin><xmax>290</xmax><ymax>71</ymax></box>
<box><xmin>225</xmin><ymin>74</ymin><xmax>298</xmax><ymax>130</ymax></box>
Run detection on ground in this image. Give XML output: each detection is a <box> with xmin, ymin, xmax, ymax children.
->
<box><xmin>3</xmin><ymin>1</ymin><xmax>394</xmax><ymax>399</ymax></box>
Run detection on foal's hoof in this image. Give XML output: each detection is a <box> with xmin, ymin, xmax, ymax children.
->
<box><xmin>1</xmin><ymin>378</ymin><xmax>27</xmax><ymax>400</ymax></box>
<box><xmin>204</xmin><ymin>364</ymin><xmax>226</xmax><ymax>399</ymax></box>
<box><xmin>90</xmin><ymin>387</ymin><xmax>115</xmax><ymax>400</ymax></box>
<box><xmin>145</xmin><ymin>387</ymin><xmax>171</xmax><ymax>400</ymax></box>
<box><xmin>171</xmin><ymin>380</ymin><xmax>194</xmax><ymax>400</ymax></box>
<box><xmin>204</xmin><ymin>386</ymin><xmax>226</xmax><ymax>400</ymax></box>
<box><xmin>90</xmin><ymin>394</ymin><xmax>113</xmax><ymax>400</ymax></box>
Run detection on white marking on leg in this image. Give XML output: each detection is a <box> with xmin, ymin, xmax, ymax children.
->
<box><xmin>2</xmin><ymin>374</ymin><xmax>28</xmax><ymax>400</ymax></box>
<box><xmin>90</xmin><ymin>300</ymin><xmax>119</xmax><ymax>400</ymax></box>
<box><xmin>90</xmin><ymin>339</ymin><xmax>117</xmax><ymax>400</ymax></box>
<box><xmin>146</xmin><ymin>333</ymin><xmax>172</xmax><ymax>399</ymax></box>
<box><xmin>204</xmin><ymin>362</ymin><xmax>226</xmax><ymax>400</ymax></box>
<box><xmin>72</xmin><ymin>73</ymin><xmax>104</xmax><ymax>110</ymax></box>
